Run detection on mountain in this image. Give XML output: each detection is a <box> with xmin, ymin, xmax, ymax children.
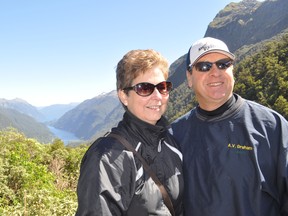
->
<box><xmin>0</xmin><ymin>98</ymin><xmax>78</xmax><ymax>142</ymax></box>
<box><xmin>205</xmin><ymin>0</ymin><xmax>288</xmax><ymax>52</ymax></box>
<box><xmin>166</xmin><ymin>0</ymin><xmax>288</xmax><ymax>121</ymax></box>
<box><xmin>0</xmin><ymin>98</ymin><xmax>45</xmax><ymax>122</ymax></box>
<box><xmin>38</xmin><ymin>103</ymin><xmax>79</xmax><ymax>122</ymax></box>
<box><xmin>0</xmin><ymin>0</ymin><xmax>288</xmax><ymax>143</ymax></box>
<box><xmin>53</xmin><ymin>91</ymin><xmax>124</xmax><ymax>140</ymax></box>
<box><xmin>0</xmin><ymin>107</ymin><xmax>54</xmax><ymax>143</ymax></box>
<box><xmin>168</xmin><ymin>0</ymin><xmax>288</xmax><ymax>86</ymax></box>
<box><xmin>31</xmin><ymin>0</ymin><xmax>288</xmax><ymax>142</ymax></box>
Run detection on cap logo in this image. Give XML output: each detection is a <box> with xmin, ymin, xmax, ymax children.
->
<box><xmin>198</xmin><ymin>43</ymin><xmax>216</xmax><ymax>52</ymax></box>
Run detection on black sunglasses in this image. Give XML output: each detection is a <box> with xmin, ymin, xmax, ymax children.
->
<box><xmin>194</xmin><ymin>58</ymin><xmax>234</xmax><ymax>72</ymax></box>
<box><xmin>123</xmin><ymin>81</ymin><xmax>173</xmax><ymax>97</ymax></box>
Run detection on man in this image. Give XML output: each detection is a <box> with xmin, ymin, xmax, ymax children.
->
<box><xmin>170</xmin><ymin>37</ymin><xmax>288</xmax><ymax>216</ymax></box>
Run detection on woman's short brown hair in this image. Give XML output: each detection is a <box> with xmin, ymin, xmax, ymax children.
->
<box><xmin>116</xmin><ymin>49</ymin><xmax>169</xmax><ymax>91</ymax></box>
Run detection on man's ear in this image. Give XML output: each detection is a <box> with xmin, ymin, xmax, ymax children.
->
<box><xmin>118</xmin><ymin>90</ymin><xmax>128</xmax><ymax>106</ymax></box>
<box><xmin>186</xmin><ymin>70</ymin><xmax>193</xmax><ymax>89</ymax></box>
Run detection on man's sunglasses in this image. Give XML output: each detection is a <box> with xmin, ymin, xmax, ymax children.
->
<box><xmin>194</xmin><ymin>58</ymin><xmax>234</xmax><ymax>72</ymax></box>
<box><xmin>123</xmin><ymin>81</ymin><xmax>173</xmax><ymax>97</ymax></box>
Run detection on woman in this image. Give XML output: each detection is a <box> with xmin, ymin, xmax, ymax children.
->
<box><xmin>76</xmin><ymin>49</ymin><xmax>183</xmax><ymax>216</ymax></box>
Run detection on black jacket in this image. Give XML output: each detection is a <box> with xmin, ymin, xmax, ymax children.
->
<box><xmin>76</xmin><ymin>111</ymin><xmax>184</xmax><ymax>216</ymax></box>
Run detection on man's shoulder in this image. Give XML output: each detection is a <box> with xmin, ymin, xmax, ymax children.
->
<box><xmin>173</xmin><ymin>108</ymin><xmax>196</xmax><ymax>123</ymax></box>
<box><xmin>243</xmin><ymin>98</ymin><xmax>287</xmax><ymax>124</ymax></box>
<box><xmin>170</xmin><ymin>109</ymin><xmax>196</xmax><ymax>134</ymax></box>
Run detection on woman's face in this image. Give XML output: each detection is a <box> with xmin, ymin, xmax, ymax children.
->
<box><xmin>118</xmin><ymin>66</ymin><xmax>169</xmax><ymax>125</ymax></box>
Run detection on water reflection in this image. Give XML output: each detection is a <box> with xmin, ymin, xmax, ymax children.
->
<box><xmin>48</xmin><ymin>126</ymin><xmax>81</xmax><ymax>145</ymax></box>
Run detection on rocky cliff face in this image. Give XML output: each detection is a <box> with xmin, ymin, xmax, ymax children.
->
<box><xmin>169</xmin><ymin>0</ymin><xmax>288</xmax><ymax>88</ymax></box>
<box><xmin>205</xmin><ymin>0</ymin><xmax>288</xmax><ymax>52</ymax></box>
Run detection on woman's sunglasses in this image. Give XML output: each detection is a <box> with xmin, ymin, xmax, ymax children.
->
<box><xmin>194</xmin><ymin>58</ymin><xmax>234</xmax><ymax>72</ymax></box>
<box><xmin>123</xmin><ymin>81</ymin><xmax>173</xmax><ymax>97</ymax></box>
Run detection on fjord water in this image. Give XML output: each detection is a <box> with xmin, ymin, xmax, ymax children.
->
<box><xmin>48</xmin><ymin>126</ymin><xmax>81</xmax><ymax>145</ymax></box>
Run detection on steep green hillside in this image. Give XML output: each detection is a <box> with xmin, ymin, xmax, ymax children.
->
<box><xmin>234</xmin><ymin>34</ymin><xmax>288</xmax><ymax>118</ymax></box>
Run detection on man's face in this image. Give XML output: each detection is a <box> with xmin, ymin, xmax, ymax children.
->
<box><xmin>187</xmin><ymin>53</ymin><xmax>235</xmax><ymax>111</ymax></box>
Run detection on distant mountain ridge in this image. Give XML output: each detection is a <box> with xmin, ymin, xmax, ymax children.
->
<box><xmin>0</xmin><ymin>98</ymin><xmax>45</xmax><ymax>122</ymax></box>
<box><xmin>38</xmin><ymin>103</ymin><xmax>79</xmax><ymax>122</ymax></box>
<box><xmin>0</xmin><ymin>107</ymin><xmax>54</xmax><ymax>143</ymax></box>
<box><xmin>53</xmin><ymin>90</ymin><xmax>124</xmax><ymax>140</ymax></box>
<box><xmin>0</xmin><ymin>98</ymin><xmax>78</xmax><ymax>142</ymax></box>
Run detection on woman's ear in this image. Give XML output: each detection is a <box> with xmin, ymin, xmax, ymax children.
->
<box><xmin>118</xmin><ymin>90</ymin><xmax>128</xmax><ymax>106</ymax></box>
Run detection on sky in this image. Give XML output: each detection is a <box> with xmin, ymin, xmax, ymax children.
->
<box><xmin>0</xmin><ymin>0</ymin><xmax>262</xmax><ymax>107</ymax></box>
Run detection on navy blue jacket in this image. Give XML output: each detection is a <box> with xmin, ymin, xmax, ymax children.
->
<box><xmin>170</xmin><ymin>94</ymin><xmax>288</xmax><ymax>216</ymax></box>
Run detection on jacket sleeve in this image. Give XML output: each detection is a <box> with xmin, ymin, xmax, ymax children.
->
<box><xmin>278</xmin><ymin>116</ymin><xmax>288</xmax><ymax>215</ymax></box>
<box><xmin>75</xmin><ymin>139</ymin><xmax>137</xmax><ymax>216</ymax></box>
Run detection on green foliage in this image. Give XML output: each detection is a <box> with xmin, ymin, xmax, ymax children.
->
<box><xmin>166</xmin><ymin>81</ymin><xmax>196</xmax><ymax>123</ymax></box>
<box><xmin>0</xmin><ymin>128</ymin><xmax>88</xmax><ymax>215</ymax></box>
<box><xmin>234</xmin><ymin>34</ymin><xmax>288</xmax><ymax>119</ymax></box>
